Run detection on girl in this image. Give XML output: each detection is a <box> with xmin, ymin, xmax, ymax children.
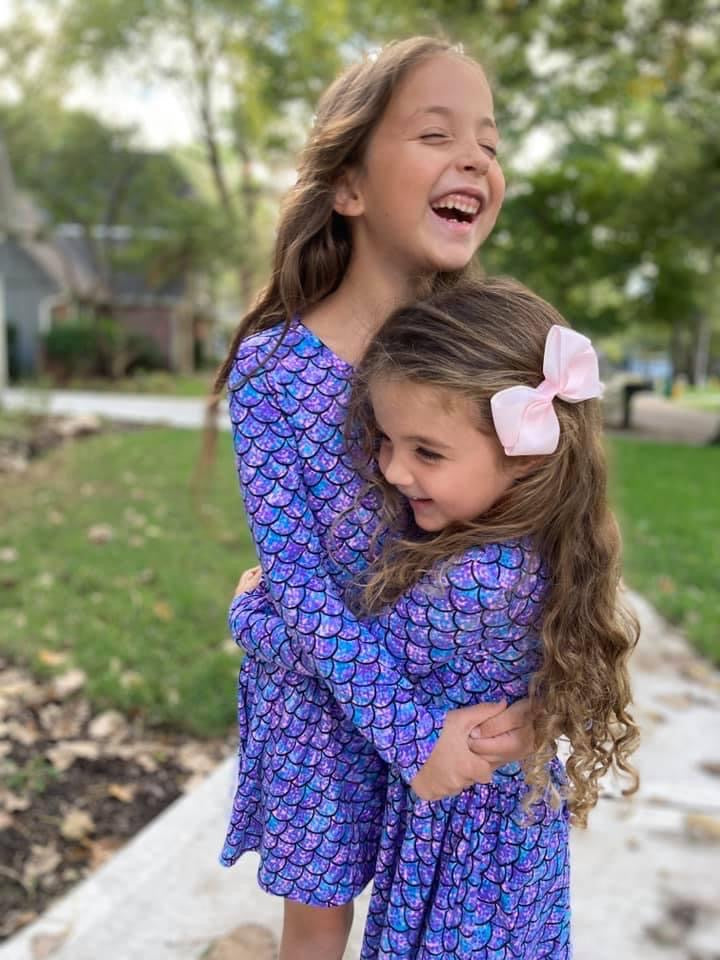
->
<box><xmin>239</xmin><ymin>276</ymin><xmax>640</xmax><ymax>958</ymax></box>
<box><xmin>214</xmin><ymin>36</ymin><xmax>534</xmax><ymax>960</ymax></box>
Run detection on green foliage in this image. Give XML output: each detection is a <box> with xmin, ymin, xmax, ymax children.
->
<box><xmin>43</xmin><ymin>322</ymin><xmax>102</xmax><ymax>380</ymax></box>
<box><xmin>43</xmin><ymin>318</ymin><xmax>166</xmax><ymax>382</ymax></box>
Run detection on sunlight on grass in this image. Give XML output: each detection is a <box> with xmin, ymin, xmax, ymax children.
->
<box><xmin>608</xmin><ymin>437</ymin><xmax>720</xmax><ymax>663</ymax></box>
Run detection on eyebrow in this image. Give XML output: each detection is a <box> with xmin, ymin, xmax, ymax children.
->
<box><xmin>407</xmin><ymin>434</ymin><xmax>453</xmax><ymax>450</ymax></box>
<box><xmin>409</xmin><ymin>105</ymin><xmax>496</xmax><ymax>129</ymax></box>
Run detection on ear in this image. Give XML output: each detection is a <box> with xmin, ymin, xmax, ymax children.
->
<box><xmin>333</xmin><ymin>166</ymin><xmax>364</xmax><ymax>217</ymax></box>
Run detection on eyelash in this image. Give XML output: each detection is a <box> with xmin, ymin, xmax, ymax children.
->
<box><xmin>420</xmin><ymin>133</ymin><xmax>498</xmax><ymax>158</ymax></box>
<box><xmin>416</xmin><ymin>447</ymin><xmax>443</xmax><ymax>462</ymax></box>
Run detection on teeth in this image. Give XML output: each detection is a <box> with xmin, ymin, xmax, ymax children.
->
<box><xmin>431</xmin><ymin>193</ymin><xmax>481</xmax><ymax>215</ymax></box>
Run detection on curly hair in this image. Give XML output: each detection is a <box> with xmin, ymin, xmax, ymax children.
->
<box><xmin>346</xmin><ymin>276</ymin><xmax>640</xmax><ymax>826</ymax></box>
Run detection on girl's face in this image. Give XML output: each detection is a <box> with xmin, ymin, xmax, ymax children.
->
<box><xmin>338</xmin><ymin>55</ymin><xmax>505</xmax><ymax>277</ymax></box>
<box><xmin>370</xmin><ymin>378</ymin><xmax>521</xmax><ymax>532</ymax></box>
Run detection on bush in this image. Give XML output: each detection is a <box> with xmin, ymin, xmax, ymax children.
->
<box><xmin>44</xmin><ymin>318</ymin><xmax>167</xmax><ymax>382</ymax></box>
<box><xmin>43</xmin><ymin>323</ymin><xmax>101</xmax><ymax>382</ymax></box>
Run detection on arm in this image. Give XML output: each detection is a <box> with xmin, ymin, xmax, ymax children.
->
<box><xmin>228</xmin><ymin>358</ymin><xmax>445</xmax><ymax>783</ymax></box>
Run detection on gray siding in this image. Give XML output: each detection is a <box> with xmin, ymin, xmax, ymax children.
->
<box><xmin>0</xmin><ymin>240</ymin><xmax>59</xmax><ymax>376</ymax></box>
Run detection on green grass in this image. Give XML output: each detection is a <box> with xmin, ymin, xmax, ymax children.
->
<box><xmin>608</xmin><ymin>436</ymin><xmax>720</xmax><ymax>663</ymax></box>
<box><xmin>673</xmin><ymin>386</ymin><xmax>720</xmax><ymax>412</ymax></box>
<box><xmin>0</xmin><ymin>422</ymin><xmax>256</xmax><ymax>736</ymax></box>
<box><xmin>17</xmin><ymin>370</ymin><xmax>216</xmax><ymax>397</ymax></box>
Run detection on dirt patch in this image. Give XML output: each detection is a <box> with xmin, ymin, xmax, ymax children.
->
<box><xmin>0</xmin><ymin>659</ymin><xmax>232</xmax><ymax>941</ymax></box>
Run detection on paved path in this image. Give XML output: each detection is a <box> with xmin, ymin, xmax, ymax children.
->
<box><xmin>1</xmin><ymin>388</ymin><xmax>229</xmax><ymax>431</ymax></box>
<box><xmin>1</xmin><ymin>592</ymin><xmax>718</xmax><ymax>960</ymax></box>
<box><xmin>3</xmin><ymin>387</ymin><xmax>719</xmax><ymax>443</ymax></box>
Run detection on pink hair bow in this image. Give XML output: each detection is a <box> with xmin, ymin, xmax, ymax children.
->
<box><xmin>491</xmin><ymin>325</ymin><xmax>603</xmax><ymax>456</ymax></box>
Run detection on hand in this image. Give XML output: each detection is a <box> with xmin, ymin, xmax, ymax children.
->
<box><xmin>410</xmin><ymin>700</ymin><xmax>508</xmax><ymax>802</ymax></box>
<box><xmin>467</xmin><ymin>697</ymin><xmax>534</xmax><ymax>768</ymax></box>
<box><xmin>234</xmin><ymin>565</ymin><xmax>262</xmax><ymax>596</ymax></box>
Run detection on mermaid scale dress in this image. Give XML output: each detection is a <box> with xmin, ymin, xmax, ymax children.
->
<box><xmin>223</xmin><ymin>319</ymin><xmax>571</xmax><ymax>956</ymax></box>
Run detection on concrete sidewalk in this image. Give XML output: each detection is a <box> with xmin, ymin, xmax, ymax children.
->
<box><xmin>2</xmin><ymin>594</ymin><xmax>719</xmax><ymax>960</ymax></box>
<box><xmin>2</xmin><ymin>387</ymin><xmax>229</xmax><ymax>431</ymax></box>
<box><xmin>4</xmin><ymin>386</ymin><xmax>719</xmax><ymax>444</ymax></box>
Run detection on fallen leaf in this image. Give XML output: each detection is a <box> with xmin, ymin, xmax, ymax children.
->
<box><xmin>51</xmin><ymin>669</ymin><xmax>87</xmax><ymax>700</ymax></box>
<box><xmin>177</xmin><ymin>743</ymin><xmax>216</xmax><ymax>775</ymax></box>
<box><xmin>87</xmin><ymin>836</ymin><xmax>124</xmax><ymax>870</ymax></box>
<box><xmin>152</xmin><ymin>600</ymin><xmax>174</xmax><ymax>621</ymax></box>
<box><xmin>685</xmin><ymin>813</ymin><xmax>720</xmax><ymax>843</ymax></box>
<box><xmin>0</xmin><ymin>910</ymin><xmax>37</xmax><ymax>938</ymax></box>
<box><xmin>23</xmin><ymin>843</ymin><xmax>62</xmax><ymax>888</ymax></box>
<box><xmin>37</xmin><ymin>649</ymin><xmax>67</xmax><ymax>667</ymax></box>
<box><xmin>0</xmin><ymin>547</ymin><xmax>18</xmax><ymax>563</ymax></box>
<box><xmin>47</xmin><ymin>510</ymin><xmax>65</xmax><ymax>525</ymax></box>
<box><xmin>46</xmin><ymin>741</ymin><xmax>99</xmax><ymax>772</ymax></box>
<box><xmin>107</xmin><ymin>783</ymin><xmax>136</xmax><ymax>803</ymax></box>
<box><xmin>0</xmin><ymin>787</ymin><xmax>31</xmax><ymax>812</ymax></box>
<box><xmin>38</xmin><ymin>699</ymin><xmax>91</xmax><ymax>739</ymax></box>
<box><xmin>36</xmin><ymin>572</ymin><xmax>55</xmax><ymax>589</ymax></box>
<box><xmin>4</xmin><ymin>718</ymin><xmax>39</xmax><ymax>746</ymax></box>
<box><xmin>87</xmin><ymin>524</ymin><xmax>113</xmax><ymax>544</ymax></box>
<box><xmin>88</xmin><ymin>710</ymin><xmax>128</xmax><ymax>741</ymax></box>
<box><xmin>30</xmin><ymin>929</ymin><xmax>70</xmax><ymax>959</ymax></box>
<box><xmin>60</xmin><ymin>809</ymin><xmax>95</xmax><ymax>842</ymax></box>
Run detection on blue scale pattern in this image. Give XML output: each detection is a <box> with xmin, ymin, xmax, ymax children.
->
<box><xmin>221</xmin><ymin>319</ymin><xmax>571</xmax><ymax>957</ymax></box>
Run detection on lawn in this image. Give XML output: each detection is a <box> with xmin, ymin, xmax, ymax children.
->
<box><xmin>17</xmin><ymin>370</ymin><xmax>216</xmax><ymax>397</ymax></box>
<box><xmin>0</xmin><ymin>419</ymin><xmax>256</xmax><ymax>737</ymax></box>
<box><xmin>1</xmin><ymin>423</ymin><xmax>717</xmax><ymax>742</ymax></box>
<box><xmin>608</xmin><ymin>436</ymin><xmax>719</xmax><ymax>663</ymax></box>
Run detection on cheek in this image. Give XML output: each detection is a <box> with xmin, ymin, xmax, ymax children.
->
<box><xmin>376</xmin><ymin>445</ymin><xmax>390</xmax><ymax>477</ymax></box>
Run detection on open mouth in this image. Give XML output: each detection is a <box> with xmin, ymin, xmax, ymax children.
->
<box><xmin>430</xmin><ymin>192</ymin><xmax>483</xmax><ymax>224</ymax></box>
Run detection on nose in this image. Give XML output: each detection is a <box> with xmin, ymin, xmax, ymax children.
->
<box><xmin>380</xmin><ymin>448</ymin><xmax>414</xmax><ymax>488</ymax></box>
<box><xmin>456</xmin><ymin>137</ymin><xmax>491</xmax><ymax>175</ymax></box>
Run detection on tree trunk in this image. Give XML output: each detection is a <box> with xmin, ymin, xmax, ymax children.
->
<box><xmin>692</xmin><ymin>311</ymin><xmax>712</xmax><ymax>388</ymax></box>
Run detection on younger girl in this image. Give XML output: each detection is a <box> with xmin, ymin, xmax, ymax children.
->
<box><xmin>216</xmin><ymin>37</ymin><xmax>533</xmax><ymax>960</ymax></box>
<box><xmin>237</xmin><ymin>277</ymin><xmax>639</xmax><ymax>957</ymax></box>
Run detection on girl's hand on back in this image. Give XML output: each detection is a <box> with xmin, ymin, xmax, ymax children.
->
<box><xmin>467</xmin><ymin>697</ymin><xmax>535</xmax><ymax>767</ymax></box>
<box><xmin>234</xmin><ymin>565</ymin><xmax>262</xmax><ymax>596</ymax></box>
<box><xmin>410</xmin><ymin>700</ymin><xmax>508</xmax><ymax>801</ymax></box>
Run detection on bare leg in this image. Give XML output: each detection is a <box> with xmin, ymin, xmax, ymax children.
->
<box><xmin>279</xmin><ymin>899</ymin><xmax>354</xmax><ymax>960</ymax></box>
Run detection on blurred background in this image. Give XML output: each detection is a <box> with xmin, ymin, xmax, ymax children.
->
<box><xmin>0</xmin><ymin>0</ymin><xmax>718</xmax><ymax>944</ymax></box>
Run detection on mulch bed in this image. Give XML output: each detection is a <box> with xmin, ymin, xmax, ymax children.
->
<box><xmin>0</xmin><ymin>658</ymin><xmax>232</xmax><ymax>941</ymax></box>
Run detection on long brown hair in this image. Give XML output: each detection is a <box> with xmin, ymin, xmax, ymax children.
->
<box><xmin>347</xmin><ymin>276</ymin><xmax>640</xmax><ymax>826</ymax></box>
<box><xmin>211</xmin><ymin>36</ymin><xmax>484</xmax><ymax>401</ymax></box>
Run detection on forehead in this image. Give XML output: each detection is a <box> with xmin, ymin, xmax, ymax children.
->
<box><xmin>370</xmin><ymin>378</ymin><xmax>475</xmax><ymax>432</ymax></box>
<box><xmin>382</xmin><ymin>54</ymin><xmax>494</xmax><ymax>127</ymax></box>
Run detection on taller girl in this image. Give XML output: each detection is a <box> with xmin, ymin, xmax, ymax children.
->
<box><xmin>214</xmin><ymin>38</ymin><xmax>520</xmax><ymax>960</ymax></box>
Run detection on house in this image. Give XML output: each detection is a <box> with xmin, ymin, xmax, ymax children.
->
<box><xmin>0</xmin><ymin>132</ymin><xmax>212</xmax><ymax>380</ymax></box>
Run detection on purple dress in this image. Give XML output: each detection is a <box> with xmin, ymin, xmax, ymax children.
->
<box><xmin>222</xmin><ymin>319</ymin><xmax>571</xmax><ymax>957</ymax></box>
<box><xmin>221</xmin><ymin>319</ymin><xmax>443</xmax><ymax>905</ymax></box>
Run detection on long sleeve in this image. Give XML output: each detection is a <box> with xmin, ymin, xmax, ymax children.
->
<box><xmin>230</xmin><ymin>542</ymin><xmax>546</xmax><ymax>706</ymax></box>
<box><xmin>229</xmin><ymin>352</ymin><xmax>445</xmax><ymax>783</ymax></box>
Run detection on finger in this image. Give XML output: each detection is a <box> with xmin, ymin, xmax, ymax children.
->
<box><xmin>470</xmin><ymin>700</ymin><xmax>529</xmax><ymax>739</ymax></box>
<box><xmin>461</xmin><ymin>699</ymin><xmax>507</xmax><ymax>731</ymax></box>
<box><xmin>468</xmin><ymin>728</ymin><xmax>531</xmax><ymax>763</ymax></box>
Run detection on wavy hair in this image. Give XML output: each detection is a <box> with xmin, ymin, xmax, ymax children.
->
<box><xmin>209</xmin><ymin>36</ymin><xmax>485</xmax><ymax>400</ymax></box>
<box><xmin>347</xmin><ymin>276</ymin><xmax>640</xmax><ymax>826</ymax></box>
